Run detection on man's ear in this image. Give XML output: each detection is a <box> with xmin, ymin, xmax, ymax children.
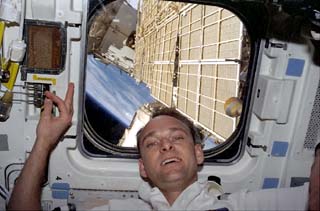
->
<box><xmin>138</xmin><ymin>158</ymin><xmax>148</xmax><ymax>178</ymax></box>
<box><xmin>195</xmin><ymin>144</ymin><xmax>204</xmax><ymax>165</ymax></box>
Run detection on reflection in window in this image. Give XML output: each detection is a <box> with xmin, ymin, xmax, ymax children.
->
<box><xmin>84</xmin><ymin>0</ymin><xmax>250</xmax><ymax>155</ymax></box>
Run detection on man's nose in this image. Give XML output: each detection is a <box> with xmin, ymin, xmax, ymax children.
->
<box><xmin>160</xmin><ymin>138</ymin><xmax>173</xmax><ymax>152</ymax></box>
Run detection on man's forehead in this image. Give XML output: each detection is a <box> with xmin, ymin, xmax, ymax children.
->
<box><xmin>141</xmin><ymin>115</ymin><xmax>190</xmax><ymax>136</ymax></box>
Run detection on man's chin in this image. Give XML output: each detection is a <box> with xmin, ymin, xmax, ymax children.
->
<box><xmin>160</xmin><ymin>171</ymin><xmax>186</xmax><ymax>184</ymax></box>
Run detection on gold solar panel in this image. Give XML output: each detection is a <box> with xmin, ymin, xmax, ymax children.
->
<box><xmin>135</xmin><ymin>2</ymin><xmax>245</xmax><ymax>140</ymax></box>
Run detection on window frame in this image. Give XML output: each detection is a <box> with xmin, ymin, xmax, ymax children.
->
<box><xmin>81</xmin><ymin>0</ymin><xmax>267</xmax><ymax>164</ymax></box>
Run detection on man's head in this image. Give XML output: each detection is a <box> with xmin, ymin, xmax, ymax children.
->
<box><xmin>137</xmin><ymin>107</ymin><xmax>204</xmax><ymax>198</ymax></box>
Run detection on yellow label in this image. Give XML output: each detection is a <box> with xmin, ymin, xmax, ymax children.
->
<box><xmin>32</xmin><ymin>75</ymin><xmax>57</xmax><ymax>85</ymax></box>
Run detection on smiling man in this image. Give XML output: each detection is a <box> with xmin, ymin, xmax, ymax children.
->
<box><xmin>7</xmin><ymin>88</ymin><xmax>317</xmax><ymax>211</ymax></box>
<box><xmin>137</xmin><ymin>109</ymin><xmax>204</xmax><ymax>206</ymax></box>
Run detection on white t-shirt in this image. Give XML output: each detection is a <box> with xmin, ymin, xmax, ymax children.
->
<box><xmin>91</xmin><ymin>180</ymin><xmax>309</xmax><ymax>210</ymax></box>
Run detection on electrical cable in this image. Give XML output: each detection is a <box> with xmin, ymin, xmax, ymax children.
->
<box><xmin>4</xmin><ymin>163</ymin><xmax>23</xmax><ymax>189</ymax></box>
<box><xmin>0</xmin><ymin>183</ymin><xmax>9</xmax><ymax>201</ymax></box>
<box><xmin>0</xmin><ymin>190</ymin><xmax>7</xmax><ymax>201</ymax></box>
<box><xmin>0</xmin><ymin>184</ymin><xmax>9</xmax><ymax>196</ymax></box>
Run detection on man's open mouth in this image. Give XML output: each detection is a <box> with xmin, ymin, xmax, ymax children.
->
<box><xmin>161</xmin><ymin>157</ymin><xmax>181</xmax><ymax>166</ymax></box>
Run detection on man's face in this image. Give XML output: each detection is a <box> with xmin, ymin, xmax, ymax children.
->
<box><xmin>138</xmin><ymin>115</ymin><xmax>204</xmax><ymax>192</ymax></box>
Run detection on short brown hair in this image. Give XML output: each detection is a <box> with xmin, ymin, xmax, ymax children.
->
<box><xmin>136</xmin><ymin>107</ymin><xmax>203</xmax><ymax>153</ymax></box>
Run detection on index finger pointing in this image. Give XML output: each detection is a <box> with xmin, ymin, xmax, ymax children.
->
<box><xmin>64</xmin><ymin>83</ymin><xmax>74</xmax><ymax>113</ymax></box>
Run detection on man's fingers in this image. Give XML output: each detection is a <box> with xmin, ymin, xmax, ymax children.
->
<box><xmin>64</xmin><ymin>83</ymin><xmax>74</xmax><ymax>114</ymax></box>
<box><xmin>43</xmin><ymin>84</ymin><xmax>74</xmax><ymax>120</ymax></box>
<box><xmin>42</xmin><ymin>98</ymin><xmax>53</xmax><ymax>118</ymax></box>
<box><xmin>44</xmin><ymin>91</ymin><xmax>68</xmax><ymax>115</ymax></box>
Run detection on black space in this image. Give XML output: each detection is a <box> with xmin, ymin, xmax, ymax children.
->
<box><xmin>84</xmin><ymin>94</ymin><xmax>126</xmax><ymax>145</ymax></box>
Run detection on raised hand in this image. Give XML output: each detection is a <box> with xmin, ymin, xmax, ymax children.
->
<box><xmin>7</xmin><ymin>83</ymin><xmax>75</xmax><ymax>210</ymax></box>
<box><xmin>35</xmin><ymin>83</ymin><xmax>74</xmax><ymax>152</ymax></box>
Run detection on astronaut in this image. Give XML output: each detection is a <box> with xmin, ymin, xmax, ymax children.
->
<box><xmin>7</xmin><ymin>84</ymin><xmax>319</xmax><ymax>210</ymax></box>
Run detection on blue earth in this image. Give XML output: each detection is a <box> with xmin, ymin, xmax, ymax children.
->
<box><xmin>85</xmin><ymin>55</ymin><xmax>155</xmax><ymax>144</ymax></box>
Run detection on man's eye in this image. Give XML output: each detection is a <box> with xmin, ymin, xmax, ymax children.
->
<box><xmin>172</xmin><ymin>135</ymin><xmax>184</xmax><ymax>141</ymax></box>
<box><xmin>146</xmin><ymin>143</ymin><xmax>155</xmax><ymax>148</ymax></box>
<box><xmin>145</xmin><ymin>140</ymin><xmax>158</xmax><ymax>148</ymax></box>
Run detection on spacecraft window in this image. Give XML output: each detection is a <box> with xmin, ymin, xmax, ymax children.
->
<box><xmin>83</xmin><ymin>0</ymin><xmax>254</xmax><ymax>162</ymax></box>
